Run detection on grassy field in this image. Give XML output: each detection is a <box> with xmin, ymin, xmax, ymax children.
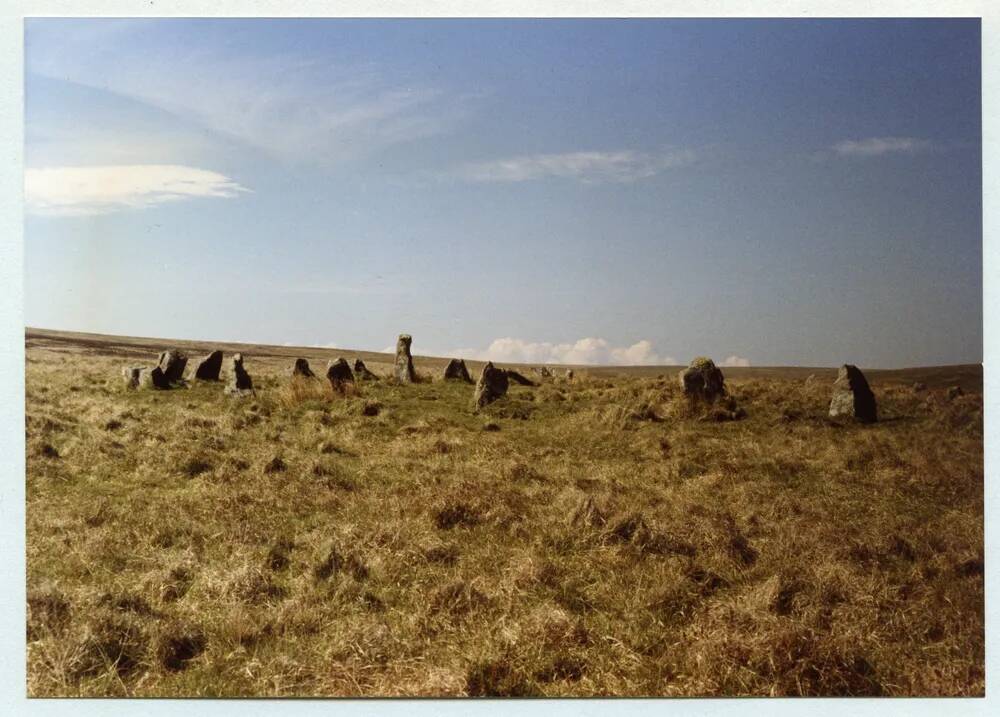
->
<box><xmin>25</xmin><ymin>328</ymin><xmax>984</xmax><ymax>697</ymax></box>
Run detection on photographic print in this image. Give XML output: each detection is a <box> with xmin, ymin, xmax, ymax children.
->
<box><xmin>23</xmin><ymin>17</ymin><xmax>983</xmax><ymax>698</ymax></box>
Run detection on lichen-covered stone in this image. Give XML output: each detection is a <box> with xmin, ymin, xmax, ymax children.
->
<box><xmin>828</xmin><ymin>364</ymin><xmax>877</xmax><ymax>423</ymax></box>
<box><xmin>394</xmin><ymin>334</ymin><xmax>416</xmax><ymax>383</ymax></box>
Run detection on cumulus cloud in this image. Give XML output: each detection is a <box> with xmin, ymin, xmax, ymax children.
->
<box><xmin>451</xmin><ymin>337</ymin><xmax>676</xmax><ymax>366</ymax></box>
<box><xmin>25</xmin><ymin>164</ymin><xmax>249</xmax><ymax>216</ymax></box>
<box><xmin>454</xmin><ymin>148</ymin><xmax>696</xmax><ymax>184</ymax></box>
<box><xmin>831</xmin><ymin>137</ymin><xmax>932</xmax><ymax>157</ymax></box>
<box><xmin>721</xmin><ymin>355</ymin><xmax>751</xmax><ymax>367</ymax></box>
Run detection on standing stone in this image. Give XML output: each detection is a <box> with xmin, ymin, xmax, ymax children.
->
<box><xmin>912</xmin><ymin>381</ymin><xmax>927</xmax><ymax>393</ymax></box>
<box><xmin>394</xmin><ymin>334</ymin><xmax>416</xmax><ymax>383</ymax></box>
<box><xmin>828</xmin><ymin>364</ymin><xmax>877</xmax><ymax>423</ymax></box>
<box><xmin>354</xmin><ymin>359</ymin><xmax>379</xmax><ymax>381</ymax></box>
<box><xmin>225</xmin><ymin>353</ymin><xmax>254</xmax><ymax>396</ymax></box>
<box><xmin>947</xmin><ymin>386</ymin><xmax>965</xmax><ymax>401</ymax></box>
<box><xmin>291</xmin><ymin>358</ymin><xmax>316</xmax><ymax>378</ymax></box>
<box><xmin>533</xmin><ymin>366</ymin><xmax>553</xmax><ymax>379</ymax></box>
<box><xmin>564</xmin><ymin>369</ymin><xmax>574</xmax><ymax>380</ymax></box>
<box><xmin>506</xmin><ymin>369</ymin><xmax>536</xmax><ymax>387</ymax></box>
<box><xmin>442</xmin><ymin>358</ymin><xmax>473</xmax><ymax>383</ymax></box>
<box><xmin>138</xmin><ymin>366</ymin><xmax>170</xmax><ymax>390</ymax></box>
<box><xmin>191</xmin><ymin>350</ymin><xmax>223</xmax><ymax>381</ymax></box>
<box><xmin>122</xmin><ymin>366</ymin><xmax>143</xmax><ymax>389</ymax></box>
<box><xmin>679</xmin><ymin>357</ymin><xmax>726</xmax><ymax>403</ymax></box>
<box><xmin>473</xmin><ymin>362</ymin><xmax>509</xmax><ymax>411</ymax></box>
<box><xmin>157</xmin><ymin>350</ymin><xmax>188</xmax><ymax>384</ymax></box>
<box><xmin>326</xmin><ymin>358</ymin><xmax>355</xmax><ymax>392</ymax></box>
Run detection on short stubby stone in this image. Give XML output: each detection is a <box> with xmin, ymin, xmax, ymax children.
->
<box><xmin>225</xmin><ymin>353</ymin><xmax>254</xmax><ymax>396</ymax></box>
<box><xmin>506</xmin><ymin>369</ymin><xmax>536</xmax><ymax>387</ymax></box>
<box><xmin>291</xmin><ymin>358</ymin><xmax>316</xmax><ymax>378</ymax></box>
<box><xmin>533</xmin><ymin>366</ymin><xmax>553</xmax><ymax>379</ymax></box>
<box><xmin>394</xmin><ymin>334</ymin><xmax>416</xmax><ymax>383</ymax></box>
<box><xmin>157</xmin><ymin>350</ymin><xmax>188</xmax><ymax>384</ymax></box>
<box><xmin>326</xmin><ymin>358</ymin><xmax>355</xmax><ymax>391</ymax></box>
<box><xmin>679</xmin><ymin>357</ymin><xmax>726</xmax><ymax>403</ymax></box>
<box><xmin>191</xmin><ymin>350</ymin><xmax>223</xmax><ymax>381</ymax></box>
<box><xmin>354</xmin><ymin>359</ymin><xmax>379</xmax><ymax>381</ymax></box>
<box><xmin>947</xmin><ymin>386</ymin><xmax>965</xmax><ymax>401</ymax></box>
<box><xmin>473</xmin><ymin>362</ymin><xmax>509</xmax><ymax>411</ymax></box>
<box><xmin>912</xmin><ymin>381</ymin><xmax>927</xmax><ymax>393</ymax></box>
<box><xmin>828</xmin><ymin>364</ymin><xmax>877</xmax><ymax>423</ymax></box>
<box><xmin>442</xmin><ymin>358</ymin><xmax>473</xmax><ymax>383</ymax></box>
<box><xmin>122</xmin><ymin>366</ymin><xmax>143</xmax><ymax>389</ymax></box>
<box><xmin>139</xmin><ymin>366</ymin><xmax>170</xmax><ymax>390</ymax></box>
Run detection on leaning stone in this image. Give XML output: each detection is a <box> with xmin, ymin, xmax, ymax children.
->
<box><xmin>506</xmin><ymin>370</ymin><xmax>536</xmax><ymax>387</ymax></box>
<box><xmin>157</xmin><ymin>350</ymin><xmax>188</xmax><ymax>384</ymax></box>
<box><xmin>394</xmin><ymin>334</ymin><xmax>416</xmax><ymax>383</ymax></box>
<box><xmin>121</xmin><ymin>366</ymin><xmax>143</xmax><ymax>389</ymax></box>
<box><xmin>225</xmin><ymin>353</ymin><xmax>254</xmax><ymax>397</ymax></box>
<box><xmin>291</xmin><ymin>358</ymin><xmax>316</xmax><ymax>378</ymax></box>
<box><xmin>828</xmin><ymin>364</ymin><xmax>877</xmax><ymax>423</ymax></box>
<box><xmin>191</xmin><ymin>350</ymin><xmax>223</xmax><ymax>381</ymax></box>
<box><xmin>139</xmin><ymin>366</ymin><xmax>170</xmax><ymax>390</ymax></box>
<box><xmin>326</xmin><ymin>358</ymin><xmax>355</xmax><ymax>392</ymax></box>
<box><xmin>442</xmin><ymin>358</ymin><xmax>473</xmax><ymax>383</ymax></box>
<box><xmin>679</xmin><ymin>357</ymin><xmax>726</xmax><ymax>403</ymax></box>
<box><xmin>354</xmin><ymin>359</ymin><xmax>379</xmax><ymax>381</ymax></box>
<box><xmin>473</xmin><ymin>362</ymin><xmax>509</xmax><ymax>411</ymax></box>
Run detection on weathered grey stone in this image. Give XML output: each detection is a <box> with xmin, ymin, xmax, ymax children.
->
<box><xmin>394</xmin><ymin>334</ymin><xmax>416</xmax><ymax>383</ymax></box>
<box><xmin>138</xmin><ymin>366</ymin><xmax>170</xmax><ymax>390</ymax></box>
<box><xmin>679</xmin><ymin>357</ymin><xmax>726</xmax><ymax>403</ymax></box>
<box><xmin>473</xmin><ymin>362</ymin><xmax>509</xmax><ymax>410</ymax></box>
<box><xmin>828</xmin><ymin>364</ymin><xmax>877</xmax><ymax>423</ymax></box>
<box><xmin>506</xmin><ymin>369</ymin><xmax>536</xmax><ymax>387</ymax></box>
<box><xmin>191</xmin><ymin>350</ymin><xmax>223</xmax><ymax>381</ymax></box>
<box><xmin>354</xmin><ymin>359</ymin><xmax>379</xmax><ymax>381</ymax></box>
<box><xmin>157</xmin><ymin>350</ymin><xmax>188</xmax><ymax>384</ymax></box>
<box><xmin>326</xmin><ymin>357</ymin><xmax>355</xmax><ymax>392</ymax></box>
<box><xmin>122</xmin><ymin>366</ymin><xmax>143</xmax><ymax>389</ymax></box>
<box><xmin>442</xmin><ymin>358</ymin><xmax>473</xmax><ymax>383</ymax></box>
<box><xmin>225</xmin><ymin>353</ymin><xmax>254</xmax><ymax>396</ymax></box>
<box><xmin>291</xmin><ymin>358</ymin><xmax>316</xmax><ymax>378</ymax></box>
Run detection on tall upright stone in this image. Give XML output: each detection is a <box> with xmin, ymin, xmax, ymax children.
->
<box><xmin>828</xmin><ymin>364</ymin><xmax>877</xmax><ymax>423</ymax></box>
<box><xmin>326</xmin><ymin>358</ymin><xmax>355</xmax><ymax>392</ymax></box>
<box><xmin>291</xmin><ymin>358</ymin><xmax>316</xmax><ymax>378</ymax></box>
<box><xmin>679</xmin><ymin>357</ymin><xmax>726</xmax><ymax>404</ymax></box>
<box><xmin>394</xmin><ymin>334</ymin><xmax>416</xmax><ymax>383</ymax></box>
<box><xmin>472</xmin><ymin>362</ymin><xmax>509</xmax><ymax>411</ymax></box>
<box><xmin>121</xmin><ymin>366</ymin><xmax>143</xmax><ymax>389</ymax></box>
<box><xmin>191</xmin><ymin>350</ymin><xmax>223</xmax><ymax>381</ymax></box>
<box><xmin>225</xmin><ymin>353</ymin><xmax>254</xmax><ymax>397</ymax></box>
<box><xmin>442</xmin><ymin>358</ymin><xmax>473</xmax><ymax>383</ymax></box>
<box><xmin>354</xmin><ymin>359</ymin><xmax>379</xmax><ymax>381</ymax></box>
<box><xmin>158</xmin><ymin>350</ymin><xmax>188</xmax><ymax>384</ymax></box>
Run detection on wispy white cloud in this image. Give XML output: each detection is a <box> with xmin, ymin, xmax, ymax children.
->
<box><xmin>25</xmin><ymin>164</ymin><xmax>249</xmax><ymax>216</ymax></box>
<box><xmin>721</xmin><ymin>355</ymin><xmax>751</xmax><ymax>368</ymax></box>
<box><xmin>831</xmin><ymin>136</ymin><xmax>932</xmax><ymax>158</ymax></box>
<box><xmin>28</xmin><ymin>35</ymin><xmax>470</xmax><ymax>166</ymax></box>
<box><xmin>453</xmin><ymin>148</ymin><xmax>696</xmax><ymax>184</ymax></box>
<box><xmin>449</xmin><ymin>337</ymin><xmax>676</xmax><ymax>366</ymax></box>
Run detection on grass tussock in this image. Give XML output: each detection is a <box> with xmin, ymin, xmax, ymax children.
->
<box><xmin>25</xmin><ymin>335</ymin><xmax>983</xmax><ymax>696</ymax></box>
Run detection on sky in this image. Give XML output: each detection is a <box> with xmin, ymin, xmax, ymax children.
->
<box><xmin>23</xmin><ymin>18</ymin><xmax>982</xmax><ymax>368</ymax></box>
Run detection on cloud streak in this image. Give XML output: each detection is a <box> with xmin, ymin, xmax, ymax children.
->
<box><xmin>831</xmin><ymin>136</ymin><xmax>932</xmax><ymax>158</ymax></box>
<box><xmin>25</xmin><ymin>164</ymin><xmax>250</xmax><ymax>216</ymax></box>
<box><xmin>454</xmin><ymin>148</ymin><xmax>696</xmax><ymax>184</ymax></box>
<box><xmin>721</xmin><ymin>355</ymin><xmax>751</xmax><ymax>368</ymax></box>
<box><xmin>450</xmin><ymin>337</ymin><xmax>677</xmax><ymax>366</ymax></box>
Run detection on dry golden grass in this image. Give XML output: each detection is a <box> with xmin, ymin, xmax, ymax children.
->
<box><xmin>25</xmin><ymin>331</ymin><xmax>983</xmax><ymax>697</ymax></box>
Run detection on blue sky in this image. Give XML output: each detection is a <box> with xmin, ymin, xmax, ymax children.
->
<box><xmin>24</xmin><ymin>18</ymin><xmax>982</xmax><ymax>368</ymax></box>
